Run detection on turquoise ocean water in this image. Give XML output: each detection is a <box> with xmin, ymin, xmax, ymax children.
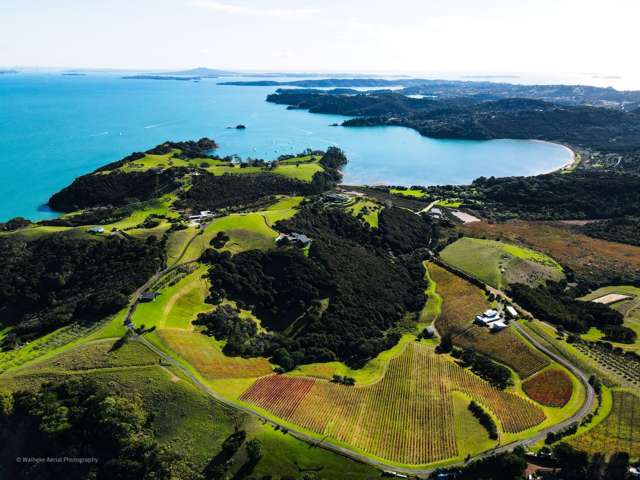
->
<box><xmin>0</xmin><ymin>73</ymin><xmax>572</xmax><ymax>221</ymax></box>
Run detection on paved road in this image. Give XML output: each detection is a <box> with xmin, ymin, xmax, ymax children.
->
<box><xmin>122</xmin><ymin>236</ymin><xmax>596</xmax><ymax>477</ymax></box>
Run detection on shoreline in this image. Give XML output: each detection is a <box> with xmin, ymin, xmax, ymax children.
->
<box><xmin>527</xmin><ymin>139</ymin><xmax>578</xmax><ymax>174</ymax></box>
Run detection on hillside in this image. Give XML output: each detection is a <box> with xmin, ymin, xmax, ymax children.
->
<box><xmin>1</xmin><ymin>137</ymin><xmax>638</xmax><ymax>477</ymax></box>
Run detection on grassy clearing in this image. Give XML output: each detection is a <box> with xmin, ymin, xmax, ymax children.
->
<box><xmin>440</xmin><ymin>237</ymin><xmax>564</xmax><ymax>289</ymax></box>
<box><xmin>132</xmin><ymin>265</ymin><xmax>212</xmax><ymax>331</ymax></box>
<box><xmin>580</xmin><ymin>285</ymin><xmax>640</xmax><ymax>352</ymax></box>
<box><xmin>428</xmin><ymin>262</ymin><xmax>549</xmax><ymax>378</ymax></box>
<box><xmin>419</xmin><ymin>260</ymin><xmax>443</xmax><ymax>326</ymax></box>
<box><xmin>346</xmin><ymin>198</ymin><xmax>382</xmax><ymax>228</ymax></box>
<box><xmin>184</xmin><ymin>212</ymin><xmax>279</xmax><ymax>260</ymax></box>
<box><xmin>437</xmin><ymin>199</ymin><xmax>463</xmax><ymax>208</ymax></box>
<box><xmin>165</xmin><ymin>226</ymin><xmax>199</xmax><ymax>265</ymax></box>
<box><xmin>273</xmin><ymin>162</ymin><xmax>323</xmax><ymax>181</ymax></box>
<box><xmin>452</xmin><ymin>391</ymin><xmax>498</xmax><ymax>456</ymax></box>
<box><xmin>390</xmin><ymin>188</ymin><xmax>426</xmax><ymax>198</ymax></box>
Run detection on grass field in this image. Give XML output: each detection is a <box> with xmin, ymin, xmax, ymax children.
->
<box><xmin>166</xmin><ymin>227</ymin><xmax>199</xmax><ymax>265</ymax></box>
<box><xmin>461</xmin><ymin>220</ymin><xmax>640</xmax><ymax>285</ymax></box>
<box><xmin>440</xmin><ymin>237</ymin><xmax>564</xmax><ymax>289</ymax></box>
<box><xmin>427</xmin><ymin>262</ymin><xmax>549</xmax><ymax>378</ymax></box>
<box><xmin>580</xmin><ymin>285</ymin><xmax>640</xmax><ymax>352</ymax></box>
<box><xmin>452</xmin><ymin>391</ymin><xmax>498</xmax><ymax>455</ymax></box>
<box><xmin>132</xmin><ymin>265</ymin><xmax>212</xmax><ymax>331</ymax></box>
<box><xmin>182</xmin><ymin>198</ymin><xmax>302</xmax><ymax>261</ymax></box>
<box><xmin>346</xmin><ymin>198</ymin><xmax>383</xmax><ymax>228</ymax></box>
<box><xmin>240</xmin><ymin>342</ymin><xmax>545</xmax><ymax>466</ymax></box>
<box><xmin>419</xmin><ymin>260</ymin><xmax>442</xmax><ymax>325</ymax></box>
<box><xmin>389</xmin><ymin>188</ymin><xmax>427</xmax><ymax>198</ymax></box>
<box><xmin>571</xmin><ymin>389</ymin><xmax>640</xmax><ymax>459</ymax></box>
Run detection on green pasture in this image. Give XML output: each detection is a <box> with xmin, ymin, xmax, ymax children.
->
<box><xmin>440</xmin><ymin>237</ymin><xmax>564</xmax><ymax>289</ymax></box>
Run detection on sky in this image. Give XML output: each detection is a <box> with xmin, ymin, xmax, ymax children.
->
<box><xmin>1</xmin><ymin>0</ymin><xmax>639</xmax><ymax>82</ymax></box>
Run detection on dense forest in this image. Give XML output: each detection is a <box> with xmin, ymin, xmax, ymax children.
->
<box><xmin>467</xmin><ymin>172</ymin><xmax>640</xmax><ymax>220</ymax></box>
<box><xmin>0</xmin><ymin>378</ymin><xmax>200</xmax><ymax>480</ymax></box>
<box><xmin>48</xmin><ymin>170</ymin><xmax>181</xmax><ymax>212</ymax></box>
<box><xmin>580</xmin><ymin>216</ymin><xmax>640</xmax><ymax>246</ymax></box>
<box><xmin>199</xmin><ymin>206</ymin><xmax>432</xmax><ymax>368</ymax></box>
<box><xmin>0</xmin><ymin>236</ymin><xmax>163</xmax><ymax>346</ymax></box>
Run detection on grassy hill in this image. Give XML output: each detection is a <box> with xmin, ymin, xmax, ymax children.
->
<box><xmin>440</xmin><ymin>237</ymin><xmax>564</xmax><ymax>289</ymax></box>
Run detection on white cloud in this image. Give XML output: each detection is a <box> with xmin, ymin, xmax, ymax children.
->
<box><xmin>191</xmin><ymin>0</ymin><xmax>316</xmax><ymax>18</ymax></box>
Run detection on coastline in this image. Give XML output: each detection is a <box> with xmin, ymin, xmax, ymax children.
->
<box><xmin>527</xmin><ymin>140</ymin><xmax>578</xmax><ymax>174</ymax></box>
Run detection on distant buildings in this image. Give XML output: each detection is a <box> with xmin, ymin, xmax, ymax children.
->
<box><xmin>87</xmin><ymin>226</ymin><xmax>104</xmax><ymax>234</ymax></box>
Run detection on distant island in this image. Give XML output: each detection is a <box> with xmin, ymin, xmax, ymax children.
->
<box><xmin>62</xmin><ymin>72</ymin><xmax>86</xmax><ymax>76</ymax></box>
<box><xmin>224</xmin><ymin>77</ymin><xmax>640</xmax><ymax>110</ymax></box>
<box><xmin>0</xmin><ymin>69</ymin><xmax>18</xmax><ymax>74</ymax></box>
<box><xmin>122</xmin><ymin>75</ymin><xmax>201</xmax><ymax>81</ymax></box>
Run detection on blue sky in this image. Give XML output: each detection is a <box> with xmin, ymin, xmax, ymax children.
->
<box><xmin>1</xmin><ymin>0</ymin><xmax>638</xmax><ymax>78</ymax></box>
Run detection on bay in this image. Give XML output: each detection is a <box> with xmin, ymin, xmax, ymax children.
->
<box><xmin>0</xmin><ymin>73</ymin><xmax>572</xmax><ymax>221</ymax></box>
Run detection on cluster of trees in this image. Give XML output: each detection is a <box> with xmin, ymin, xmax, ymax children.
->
<box><xmin>509</xmin><ymin>282</ymin><xmax>628</xmax><ymax>336</ymax></box>
<box><xmin>452</xmin><ymin>348</ymin><xmax>513</xmax><ymax>389</ymax></box>
<box><xmin>48</xmin><ymin>169</ymin><xmax>181</xmax><ymax>212</ymax></box>
<box><xmin>200</xmin><ymin>207</ymin><xmax>428</xmax><ymax>369</ymax></box>
<box><xmin>146</xmin><ymin>137</ymin><xmax>218</xmax><ymax>158</ymax></box>
<box><xmin>468</xmin><ymin>400</ymin><xmax>498</xmax><ymax>440</ymax></box>
<box><xmin>468</xmin><ymin>172</ymin><xmax>640</xmax><ymax>220</ymax></box>
<box><xmin>180</xmin><ymin>172</ymin><xmax>315</xmax><ymax>212</ymax></box>
<box><xmin>203</xmin><ymin>430</ymin><xmax>261</xmax><ymax>479</ymax></box>
<box><xmin>0</xmin><ymin>378</ymin><xmax>200</xmax><ymax>479</ymax></box>
<box><xmin>0</xmin><ymin>235</ymin><xmax>163</xmax><ymax>346</ymax></box>
<box><xmin>581</xmin><ymin>216</ymin><xmax>640</xmax><ymax>246</ymax></box>
<box><xmin>331</xmin><ymin>375</ymin><xmax>356</xmax><ymax>386</ymax></box>
<box><xmin>0</xmin><ymin>217</ymin><xmax>31</xmax><ymax>231</ymax></box>
<box><xmin>193</xmin><ymin>304</ymin><xmax>260</xmax><ymax>357</ymax></box>
<box><xmin>378</xmin><ymin>206</ymin><xmax>434</xmax><ymax>253</ymax></box>
<box><xmin>545</xmin><ymin>422</ymin><xmax>578</xmax><ymax>445</ymax></box>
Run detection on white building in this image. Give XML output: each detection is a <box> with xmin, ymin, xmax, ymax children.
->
<box><xmin>489</xmin><ymin>321</ymin><xmax>508</xmax><ymax>332</ymax></box>
<box><xmin>506</xmin><ymin>306</ymin><xmax>518</xmax><ymax>319</ymax></box>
